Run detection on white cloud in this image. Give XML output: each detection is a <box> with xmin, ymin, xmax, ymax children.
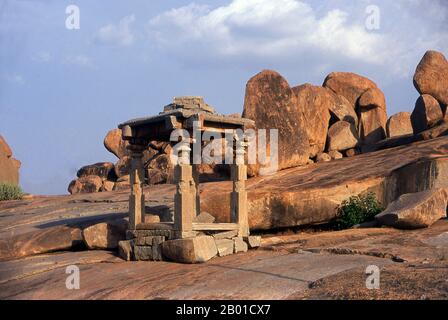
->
<box><xmin>64</xmin><ymin>54</ymin><xmax>93</xmax><ymax>67</ymax></box>
<box><xmin>146</xmin><ymin>0</ymin><xmax>448</xmax><ymax>78</ymax></box>
<box><xmin>147</xmin><ymin>1</ymin><xmax>383</xmax><ymax>63</ymax></box>
<box><xmin>94</xmin><ymin>14</ymin><xmax>136</xmax><ymax>47</ymax></box>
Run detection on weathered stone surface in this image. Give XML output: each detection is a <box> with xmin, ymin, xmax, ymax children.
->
<box><xmin>118</xmin><ymin>240</ymin><xmax>134</xmax><ymax>261</ymax></box>
<box><xmin>134</xmin><ymin>245</ymin><xmax>152</xmax><ymax>261</ymax></box>
<box><xmin>152</xmin><ymin>236</ymin><xmax>164</xmax><ymax>261</ymax></box>
<box><xmin>127</xmin><ymin>228</ymin><xmax>172</xmax><ymax>240</ymax></box>
<box><xmin>414</xmin><ymin>50</ymin><xmax>448</xmax><ymax>106</ymax></box>
<box><xmin>193</xmin><ymin>211</ymin><xmax>216</xmax><ymax>224</ymax></box>
<box><xmin>3</xmin><ymin>222</ymin><xmax>448</xmax><ymax>299</ymax></box>
<box><xmin>114</xmin><ymin>156</ymin><xmax>131</xmax><ymax>178</ymax></box>
<box><xmin>386</xmin><ymin>112</ymin><xmax>413</xmax><ymax>138</ymax></box>
<box><xmin>146</xmin><ymin>154</ymin><xmax>173</xmax><ymax>184</ymax></box>
<box><xmin>233</xmin><ymin>237</ymin><xmax>248</xmax><ymax>253</ymax></box>
<box><xmin>328</xmin><ymin>150</ymin><xmax>343</xmax><ymax>160</ymax></box>
<box><xmin>215</xmin><ymin>239</ymin><xmax>234</xmax><ymax>257</ymax></box>
<box><xmin>411</xmin><ymin>94</ymin><xmax>444</xmax><ymax>134</ymax></box>
<box><xmin>242</xmin><ymin>70</ymin><xmax>310</xmax><ymax>174</ymax></box>
<box><xmin>344</xmin><ymin>148</ymin><xmax>359</xmax><ymax>157</ymax></box>
<box><xmin>212</xmin><ymin>230</ymin><xmax>238</xmax><ymax>240</ymax></box>
<box><xmin>0</xmin><ymin>226</ymin><xmax>83</xmax><ymax>261</ymax></box>
<box><xmin>358</xmin><ymin>106</ymin><xmax>387</xmax><ymax>145</ymax></box>
<box><xmin>328</xmin><ymin>94</ymin><xmax>358</xmax><ymax>127</ymax></box>
<box><xmin>101</xmin><ymin>180</ymin><xmax>115</xmax><ymax>192</ymax></box>
<box><xmin>82</xmin><ymin>219</ymin><xmax>127</xmax><ymax>249</ymax></box>
<box><xmin>77</xmin><ymin>162</ymin><xmax>116</xmax><ymax>180</ymax></box>
<box><xmin>316</xmin><ymin>152</ymin><xmax>331</xmax><ymax>163</ymax></box>
<box><xmin>358</xmin><ymin>87</ymin><xmax>386</xmax><ymax>111</ymax></box>
<box><xmin>135</xmin><ymin>235</ymin><xmax>165</xmax><ymax>246</ymax></box>
<box><xmin>376</xmin><ymin>189</ymin><xmax>448</xmax><ymax>229</ymax></box>
<box><xmin>162</xmin><ymin>235</ymin><xmax>218</xmax><ymax>263</ymax></box>
<box><xmin>113</xmin><ymin>175</ymin><xmax>130</xmax><ymax>191</ymax></box>
<box><xmin>327</xmin><ymin>121</ymin><xmax>359</xmax><ymax>151</ymax></box>
<box><xmin>104</xmin><ymin>128</ymin><xmax>128</xmax><ymax>159</ymax></box>
<box><xmin>244</xmin><ymin>236</ymin><xmax>261</xmax><ymax>249</ymax></box>
<box><xmin>145</xmin><ymin>214</ymin><xmax>161</xmax><ymax>224</ymax></box>
<box><xmin>0</xmin><ymin>135</ymin><xmax>12</xmax><ymax>158</ymax></box>
<box><xmin>323</xmin><ymin>72</ymin><xmax>378</xmax><ymax>109</ymax></box>
<box><xmin>200</xmin><ymin>137</ymin><xmax>448</xmax><ymax>230</ymax></box>
<box><xmin>0</xmin><ymin>135</ymin><xmax>20</xmax><ymax>185</ymax></box>
<box><xmin>292</xmin><ymin>84</ymin><xmax>331</xmax><ymax>156</ymax></box>
<box><xmin>68</xmin><ymin>175</ymin><xmax>103</xmax><ymax>194</ymax></box>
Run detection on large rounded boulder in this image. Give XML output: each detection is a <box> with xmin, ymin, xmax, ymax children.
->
<box><xmin>242</xmin><ymin>70</ymin><xmax>310</xmax><ymax>174</ymax></box>
<box><xmin>292</xmin><ymin>84</ymin><xmax>331</xmax><ymax>157</ymax></box>
<box><xmin>414</xmin><ymin>50</ymin><xmax>448</xmax><ymax>106</ymax></box>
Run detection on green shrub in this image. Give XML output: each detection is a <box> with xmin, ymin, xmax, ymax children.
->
<box><xmin>334</xmin><ymin>192</ymin><xmax>384</xmax><ymax>230</ymax></box>
<box><xmin>0</xmin><ymin>183</ymin><xmax>24</xmax><ymax>201</ymax></box>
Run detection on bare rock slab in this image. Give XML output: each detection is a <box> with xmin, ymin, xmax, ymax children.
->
<box><xmin>162</xmin><ymin>235</ymin><xmax>218</xmax><ymax>263</ymax></box>
<box><xmin>376</xmin><ymin>188</ymin><xmax>448</xmax><ymax>229</ymax></box>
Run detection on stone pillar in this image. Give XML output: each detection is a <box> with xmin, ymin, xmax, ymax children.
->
<box><xmin>174</xmin><ymin>144</ymin><xmax>196</xmax><ymax>238</ymax></box>
<box><xmin>231</xmin><ymin>139</ymin><xmax>249</xmax><ymax>237</ymax></box>
<box><xmin>128</xmin><ymin>146</ymin><xmax>146</xmax><ymax>230</ymax></box>
<box><xmin>192</xmin><ymin>164</ymin><xmax>201</xmax><ymax>217</ymax></box>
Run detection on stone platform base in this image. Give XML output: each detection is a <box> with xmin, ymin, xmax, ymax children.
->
<box><xmin>119</xmin><ymin>228</ymin><xmax>261</xmax><ymax>263</ymax></box>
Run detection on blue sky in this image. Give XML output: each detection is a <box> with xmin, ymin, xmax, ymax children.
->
<box><xmin>1</xmin><ymin>0</ymin><xmax>447</xmax><ymax>195</ymax></box>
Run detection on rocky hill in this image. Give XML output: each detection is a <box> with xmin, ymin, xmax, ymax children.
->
<box><xmin>0</xmin><ymin>135</ymin><xmax>21</xmax><ymax>185</ymax></box>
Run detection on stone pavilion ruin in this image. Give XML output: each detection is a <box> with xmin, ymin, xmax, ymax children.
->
<box><xmin>117</xmin><ymin>97</ymin><xmax>261</xmax><ymax>263</ymax></box>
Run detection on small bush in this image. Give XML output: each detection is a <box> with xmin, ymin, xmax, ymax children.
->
<box><xmin>0</xmin><ymin>183</ymin><xmax>24</xmax><ymax>201</ymax></box>
<box><xmin>334</xmin><ymin>192</ymin><xmax>384</xmax><ymax>230</ymax></box>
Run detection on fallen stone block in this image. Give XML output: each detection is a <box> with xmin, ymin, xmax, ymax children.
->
<box><xmin>118</xmin><ymin>240</ymin><xmax>134</xmax><ymax>261</ymax></box>
<box><xmin>376</xmin><ymin>188</ymin><xmax>448</xmax><ymax>229</ymax></box>
<box><xmin>211</xmin><ymin>230</ymin><xmax>238</xmax><ymax>240</ymax></box>
<box><xmin>193</xmin><ymin>211</ymin><xmax>216</xmax><ymax>224</ymax></box>
<box><xmin>244</xmin><ymin>236</ymin><xmax>261</xmax><ymax>249</ymax></box>
<box><xmin>82</xmin><ymin>219</ymin><xmax>127</xmax><ymax>250</ymax></box>
<box><xmin>233</xmin><ymin>237</ymin><xmax>248</xmax><ymax>253</ymax></box>
<box><xmin>215</xmin><ymin>239</ymin><xmax>234</xmax><ymax>257</ymax></box>
<box><xmin>145</xmin><ymin>214</ymin><xmax>161</xmax><ymax>224</ymax></box>
<box><xmin>162</xmin><ymin>235</ymin><xmax>218</xmax><ymax>263</ymax></box>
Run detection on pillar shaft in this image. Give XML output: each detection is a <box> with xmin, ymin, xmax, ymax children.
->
<box><xmin>129</xmin><ymin>151</ymin><xmax>145</xmax><ymax>230</ymax></box>
<box><xmin>231</xmin><ymin>136</ymin><xmax>249</xmax><ymax>237</ymax></box>
<box><xmin>174</xmin><ymin>144</ymin><xmax>196</xmax><ymax>238</ymax></box>
<box><xmin>192</xmin><ymin>164</ymin><xmax>201</xmax><ymax>217</ymax></box>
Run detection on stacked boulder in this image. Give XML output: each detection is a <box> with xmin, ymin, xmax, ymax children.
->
<box><xmin>0</xmin><ymin>135</ymin><xmax>21</xmax><ymax>185</ymax></box>
<box><xmin>411</xmin><ymin>50</ymin><xmax>448</xmax><ymax>134</ymax></box>
<box><xmin>242</xmin><ymin>70</ymin><xmax>388</xmax><ymax>172</ymax></box>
